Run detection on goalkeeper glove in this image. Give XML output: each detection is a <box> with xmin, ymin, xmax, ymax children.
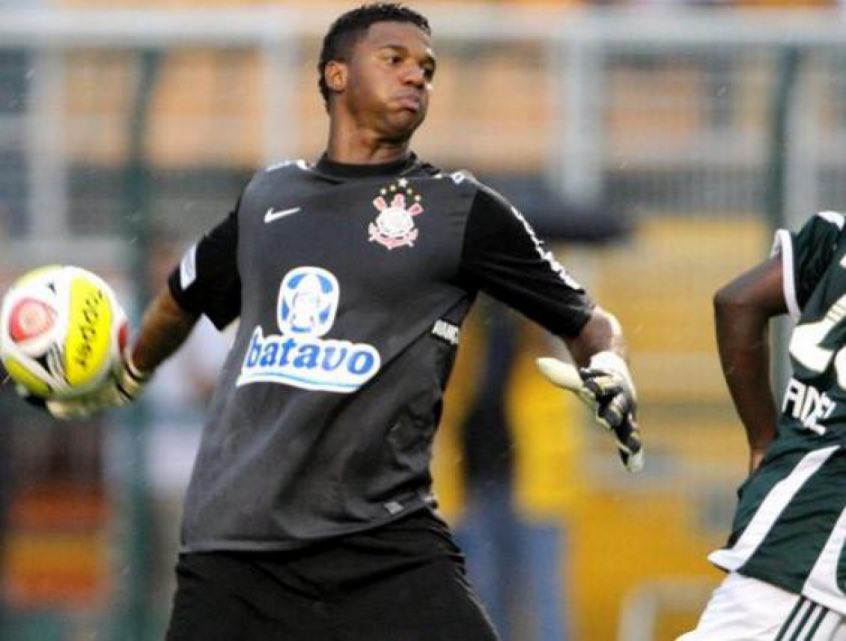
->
<box><xmin>580</xmin><ymin>351</ymin><xmax>642</xmax><ymax>472</ymax></box>
<box><xmin>18</xmin><ymin>348</ymin><xmax>150</xmax><ymax>420</ymax></box>
<box><xmin>581</xmin><ymin>351</ymin><xmax>636</xmax><ymax>424</ymax></box>
<box><xmin>538</xmin><ymin>351</ymin><xmax>643</xmax><ymax>472</ymax></box>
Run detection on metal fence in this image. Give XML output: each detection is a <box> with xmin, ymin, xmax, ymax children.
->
<box><xmin>1</xmin><ymin>9</ymin><xmax>845</xmax><ymax>240</ymax></box>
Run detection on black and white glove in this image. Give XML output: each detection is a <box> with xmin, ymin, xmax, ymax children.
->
<box><xmin>18</xmin><ymin>348</ymin><xmax>150</xmax><ymax>420</ymax></box>
<box><xmin>537</xmin><ymin>350</ymin><xmax>643</xmax><ymax>472</ymax></box>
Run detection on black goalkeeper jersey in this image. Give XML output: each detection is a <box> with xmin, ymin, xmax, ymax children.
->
<box><xmin>168</xmin><ymin>154</ymin><xmax>594</xmax><ymax>552</ymax></box>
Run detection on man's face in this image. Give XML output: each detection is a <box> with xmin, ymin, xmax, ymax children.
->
<box><xmin>338</xmin><ymin>21</ymin><xmax>436</xmax><ymax>140</ymax></box>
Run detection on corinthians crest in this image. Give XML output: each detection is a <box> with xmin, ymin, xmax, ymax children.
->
<box><xmin>368</xmin><ymin>179</ymin><xmax>424</xmax><ymax>250</ymax></box>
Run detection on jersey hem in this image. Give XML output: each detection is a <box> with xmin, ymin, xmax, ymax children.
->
<box><xmin>734</xmin><ymin>568</ymin><xmax>801</xmax><ymax>600</ymax></box>
<box><xmin>179</xmin><ymin>504</ymin><xmax>432</xmax><ymax>554</ymax></box>
<box><xmin>729</xmin><ymin>569</ymin><xmax>846</xmax><ymax>618</ymax></box>
<box><xmin>707</xmin><ymin>549</ymin><xmax>740</xmax><ymax>572</ymax></box>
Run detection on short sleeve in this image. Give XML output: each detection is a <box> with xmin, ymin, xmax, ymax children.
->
<box><xmin>168</xmin><ymin>206</ymin><xmax>241</xmax><ymax>330</ymax></box>
<box><xmin>773</xmin><ymin>211</ymin><xmax>846</xmax><ymax>318</ymax></box>
<box><xmin>458</xmin><ymin>184</ymin><xmax>594</xmax><ymax>338</ymax></box>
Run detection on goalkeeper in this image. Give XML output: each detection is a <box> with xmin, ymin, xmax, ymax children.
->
<box><xmin>39</xmin><ymin>4</ymin><xmax>640</xmax><ymax>640</ymax></box>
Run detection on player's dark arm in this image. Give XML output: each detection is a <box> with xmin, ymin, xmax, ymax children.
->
<box><xmin>134</xmin><ymin>208</ymin><xmax>241</xmax><ymax>375</ymax></box>
<box><xmin>714</xmin><ymin>254</ymin><xmax>787</xmax><ymax>472</ymax></box>
<box><xmin>457</xmin><ymin>184</ymin><xmax>631</xmax><ymax>370</ymax></box>
<box><xmin>457</xmin><ymin>184</ymin><xmax>642</xmax><ymax>470</ymax></box>
<box><xmin>129</xmin><ymin>288</ymin><xmax>200</xmax><ymax>374</ymax></box>
<box><xmin>457</xmin><ymin>186</ymin><xmax>597</xmax><ymax>338</ymax></box>
<box><xmin>565</xmin><ymin>306</ymin><xmax>626</xmax><ymax>368</ymax></box>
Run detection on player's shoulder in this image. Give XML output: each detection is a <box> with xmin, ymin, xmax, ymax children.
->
<box><xmin>430</xmin><ymin>166</ymin><xmax>478</xmax><ymax>187</ymax></box>
<box><xmin>440</xmin><ymin>170</ymin><xmax>516</xmax><ymax>213</ymax></box>
<box><xmin>803</xmin><ymin>210</ymin><xmax>846</xmax><ymax>233</ymax></box>
<box><xmin>262</xmin><ymin>158</ymin><xmax>313</xmax><ymax>175</ymax></box>
<box><xmin>789</xmin><ymin>210</ymin><xmax>846</xmax><ymax>252</ymax></box>
<box><xmin>425</xmin><ymin>169</ymin><xmax>518</xmax><ymax>221</ymax></box>
<box><xmin>776</xmin><ymin>210</ymin><xmax>846</xmax><ymax>256</ymax></box>
<box><xmin>244</xmin><ymin>158</ymin><xmax>312</xmax><ymax>182</ymax></box>
<box><xmin>242</xmin><ymin>159</ymin><xmax>315</xmax><ymax>193</ymax></box>
<box><xmin>407</xmin><ymin>156</ymin><xmax>464</xmax><ymax>182</ymax></box>
<box><xmin>419</xmin><ymin>164</ymin><xmax>490</xmax><ymax>195</ymax></box>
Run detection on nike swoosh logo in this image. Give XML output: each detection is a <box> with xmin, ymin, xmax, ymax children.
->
<box><xmin>264</xmin><ymin>207</ymin><xmax>301</xmax><ymax>223</ymax></box>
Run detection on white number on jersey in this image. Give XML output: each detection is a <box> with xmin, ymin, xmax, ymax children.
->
<box><xmin>790</xmin><ymin>293</ymin><xmax>846</xmax><ymax>388</ymax></box>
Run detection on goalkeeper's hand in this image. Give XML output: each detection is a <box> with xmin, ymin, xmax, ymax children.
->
<box><xmin>540</xmin><ymin>351</ymin><xmax>643</xmax><ymax>472</ymax></box>
<box><xmin>580</xmin><ymin>351</ymin><xmax>637</xmax><ymax>427</ymax></box>
<box><xmin>580</xmin><ymin>351</ymin><xmax>642</xmax><ymax>471</ymax></box>
<box><xmin>18</xmin><ymin>348</ymin><xmax>150</xmax><ymax>420</ymax></box>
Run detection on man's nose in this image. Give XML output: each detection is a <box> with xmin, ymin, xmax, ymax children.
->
<box><xmin>404</xmin><ymin>67</ymin><xmax>426</xmax><ymax>87</ymax></box>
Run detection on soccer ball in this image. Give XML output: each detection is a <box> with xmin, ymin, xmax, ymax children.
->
<box><xmin>0</xmin><ymin>265</ymin><xmax>128</xmax><ymax>400</ymax></box>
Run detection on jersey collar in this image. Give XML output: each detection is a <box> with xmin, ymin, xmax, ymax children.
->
<box><xmin>315</xmin><ymin>153</ymin><xmax>419</xmax><ymax>179</ymax></box>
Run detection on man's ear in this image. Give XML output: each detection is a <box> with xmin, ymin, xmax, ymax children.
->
<box><xmin>324</xmin><ymin>60</ymin><xmax>348</xmax><ymax>95</ymax></box>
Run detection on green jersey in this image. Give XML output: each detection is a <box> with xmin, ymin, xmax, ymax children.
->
<box><xmin>710</xmin><ymin>210</ymin><xmax>846</xmax><ymax>614</ymax></box>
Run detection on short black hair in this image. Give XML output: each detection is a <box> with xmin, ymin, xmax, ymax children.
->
<box><xmin>317</xmin><ymin>3</ymin><xmax>431</xmax><ymax>107</ymax></box>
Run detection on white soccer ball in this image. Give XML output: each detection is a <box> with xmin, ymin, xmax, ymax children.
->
<box><xmin>0</xmin><ymin>265</ymin><xmax>128</xmax><ymax>400</ymax></box>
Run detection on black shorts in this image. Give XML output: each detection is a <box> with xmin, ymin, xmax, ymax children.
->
<box><xmin>165</xmin><ymin>510</ymin><xmax>500</xmax><ymax>641</ymax></box>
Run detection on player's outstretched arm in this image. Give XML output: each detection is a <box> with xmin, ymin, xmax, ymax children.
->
<box><xmin>565</xmin><ymin>305</ymin><xmax>627</xmax><ymax>368</ymax></box>
<box><xmin>537</xmin><ymin>306</ymin><xmax>643</xmax><ymax>472</ymax></box>
<box><xmin>130</xmin><ymin>287</ymin><xmax>200</xmax><ymax>375</ymax></box>
<box><xmin>714</xmin><ymin>255</ymin><xmax>787</xmax><ymax>473</ymax></box>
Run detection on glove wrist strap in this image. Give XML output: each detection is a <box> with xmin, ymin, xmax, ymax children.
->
<box><xmin>588</xmin><ymin>350</ymin><xmax>636</xmax><ymax>399</ymax></box>
<box><xmin>123</xmin><ymin>347</ymin><xmax>151</xmax><ymax>384</ymax></box>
